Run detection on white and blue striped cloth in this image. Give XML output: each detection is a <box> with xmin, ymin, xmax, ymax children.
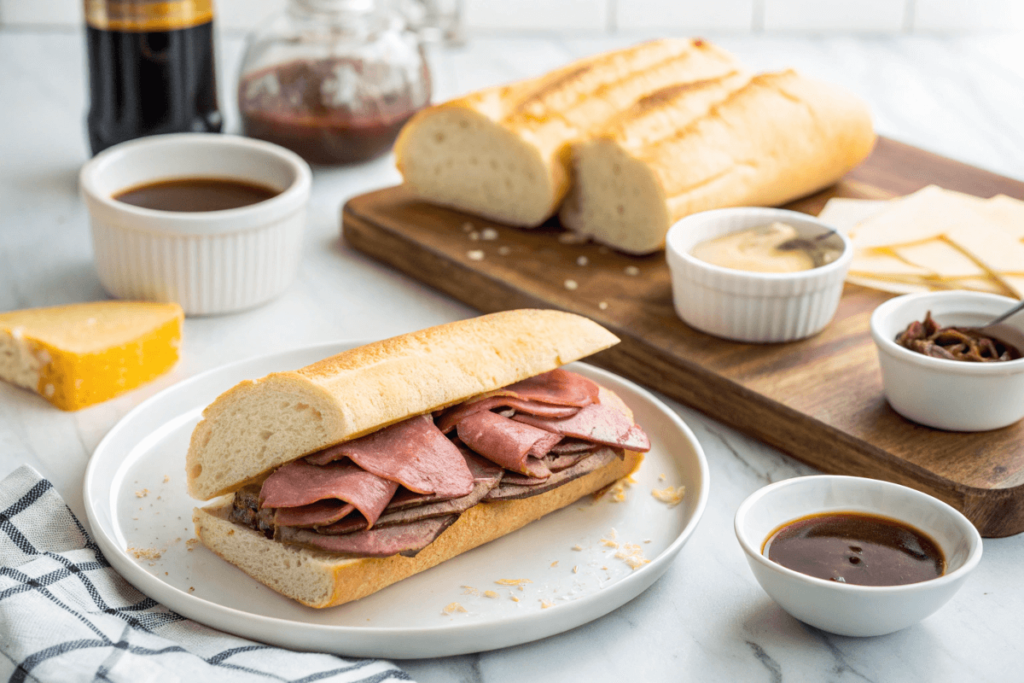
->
<box><xmin>0</xmin><ymin>466</ymin><xmax>412</xmax><ymax>683</ymax></box>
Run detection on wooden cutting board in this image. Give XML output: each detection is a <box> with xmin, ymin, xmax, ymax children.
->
<box><xmin>342</xmin><ymin>137</ymin><xmax>1024</xmax><ymax>537</ymax></box>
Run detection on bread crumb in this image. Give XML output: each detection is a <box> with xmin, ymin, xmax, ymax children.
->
<box><xmin>497</xmin><ymin>246</ymin><xmax>512</xmax><ymax>256</ymax></box>
<box><xmin>443</xmin><ymin>602</ymin><xmax>468</xmax><ymax>615</ymax></box>
<box><xmin>469</xmin><ymin>231</ymin><xmax>480</xmax><ymax>241</ymax></box>
<box><xmin>576</xmin><ymin>256</ymin><xmax>588</xmax><ymax>266</ymax></box>
<box><xmin>624</xmin><ymin>266</ymin><xmax>640</xmax><ymax>276</ymax></box>
<box><xmin>461</xmin><ymin>585</ymin><xmax>479</xmax><ymax>596</ymax></box>
<box><xmin>601</xmin><ymin>539</ymin><xmax>619</xmax><ymax>549</ymax></box>
<box><xmin>467</xmin><ymin>250</ymin><xmax>485</xmax><ymax>261</ymax></box>
<box><xmin>564</xmin><ymin>279</ymin><xmax>578</xmax><ymax>291</ymax></box>
<box><xmin>163</xmin><ymin>475</ymin><xmax>170</xmax><ymax>483</ymax></box>
<box><xmin>227</xmin><ymin>529</ymin><xmax>234</xmax><ymax>536</ymax></box>
<box><xmin>652</xmin><ymin>485</ymin><xmax>686</xmax><ymax>509</ymax></box>
<box><xmin>598</xmin><ymin>301</ymin><xmax>608</xmax><ymax>310</ymax></box>
<box><xmin>572</xmin><ymin>544</ymin><xmax>583</xmax><ymax>551</ymax></box>
<box><xmin>462</xmin><ymin>222</ymin><xmax>474</xmax><ymax>233</ymax></box>
<box><xmin>607</xmin><ymin>527</ymin><xmax>617</xmax><ymax>540</ymax></box>
<box><xmin>495</xmin><ymin>578</ymin><xmax>532</xmax><ymax>586</ymax></box>
<box><xmin>572</xmin><ymin>565</ymin><xmax>579</xmax><ymax>574</ymax></box>
<box><xmin>481</xmin><ymin>228</ymin><xmax>499</xmax><ymax>240</ymax></box>
<box><xmin>644</xmin><ymin>539</ymin><xmax>652</xmax><ymax>544</ymax></box>
<box><xmin>189</xmin><ymin>587</ymin><xmax>194</xmax><ymax>592</ymax></box>
<box><xmin>658</xmin><ymin>473</ymin><xmax>666</xmax><ymax>481</ymax></box>
<box><xmin>135</xmin><ymin>489</ymin><xmax>149</xmax><ymax>498</ymax></box>
<box><xmin>186</xmin><ymin>539</ymin><xmax>199</xmax><ymax>551</ymax></box>
<box><xmin>483</xmin><ymin>590</ymin><xmax>499</xmax><ymax>598</ymax></box>
<box><xmin>518</xmin><ymin>585</ymin><xmax>525</xmax><ymax>592</ymax></box>
<box><xmin>550</xmin><ymin>561</ymin><xmax>559</xmax><ymax>568</ymax></box>
<box><xmin>615</xmin><ymin>544</ymin><xmax>652</xmax><ymax>570</ymax></box>
<box><xmin>128</xmin><ymin>547</ymin><xmax>161</xmax><ymax>561</ymax></box>
<box><xmin>511</xmin><ymin>595</ymin><xmax>520</xmax><ymax>603</ymax></box>
<box><xmin>602</xmin><ymin>566</ymin><xmax>608</xmax><ymax>571</ymax></box>
<box><xmin>540</xmin><ymin>600</ymin><xmax>554</xmax><ymax>609</ymax></box>
<box><xmin>595</xmin><ymin>476</ymin><xmax>633</xmax><ymax>502</ymax></box>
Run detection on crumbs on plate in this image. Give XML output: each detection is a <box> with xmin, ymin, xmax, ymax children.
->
<box><xmin>652</xmin><ymin>485</ymin><xmax>686</xmax><ymax>508</ymax></box>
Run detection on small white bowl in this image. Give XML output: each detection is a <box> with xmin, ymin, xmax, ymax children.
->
<box><xmin>80</xmin><ymin>133</ymin><xmax>312</xmax><ymax>316</ymax></box>
<box><xmin>665</xmin><ymin>208</ymin><xmax>852</xmax><ymax>343</ymax></box>
<box><xmin>870</xmin><ymin>291</ymin><xmax>1024</xmax><ymax>431</ymax></box>
<box><xmin>735</xmin><ymin>475</ymin><xmax>982</xmax><ymax>637</ymax></box>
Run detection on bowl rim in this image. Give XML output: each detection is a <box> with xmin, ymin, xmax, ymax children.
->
<box><xmin>665</xmin><ymin>207</ymin><xmax>853</xmax><ymax>282</ymax></box>
<box><xmin>79</xmin><ymin>133</ymin><xmax>312</xmax><ymax>230</ymax></box>
<box><xmin>734</xmin><ymin>475</ymin><xmax>983</xmax><ymax>594</ymax></box>
<box><xmin>870</xmin><ymin>290</ymin><xmax>1024</xmax><ymax>375</ymax></box>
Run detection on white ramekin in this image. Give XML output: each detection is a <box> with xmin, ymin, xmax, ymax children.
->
<box><xmin>870</xmin><ymin>291</ymin><xmax>1024</xmax><ymax>431</ymax></box>
<box><xmin>735</xmin><ymin>475</ymin><xmax>982</xmax><ymax>637</ymax></box>
<box><xmin>80</xmin><ymin>133</ymin><xmax>312</xmax><ymax>316</ymax></box>
<box><xmin>665</xmin><ymin>208</ymin><xmax>852</xmax><ymax>343</ymax></box>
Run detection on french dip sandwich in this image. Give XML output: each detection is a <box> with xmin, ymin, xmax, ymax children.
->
<box><xmin>188</xmin><ymin>310</ymin><xmax>650</xmax><ymax>608</ymax></box>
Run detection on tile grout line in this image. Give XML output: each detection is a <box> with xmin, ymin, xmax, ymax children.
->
<box><xmin>903</xmin><ymin>0</ymin><xmax>916</xmax><ymax>34</ymax></box>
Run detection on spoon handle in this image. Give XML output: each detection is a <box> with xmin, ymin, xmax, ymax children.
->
<box><xmin>986</xmin><ymin>299</ymin><xmax>1024</xmax><ymax>327</ymax></box>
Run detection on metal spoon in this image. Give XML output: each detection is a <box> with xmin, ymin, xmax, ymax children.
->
<box><xmin>973</xmin><ymin>299</ymin><xmax>1024</xmax><ymax>357</ymax></box>
<box><xmin>776</xmin><ymin>229</ymin><xmax>839</xmax><ymax>268</ymax></box>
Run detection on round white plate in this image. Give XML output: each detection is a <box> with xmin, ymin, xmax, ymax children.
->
<box><xmin>84</xmin><ymin>342</ymin><xmax>709</xmax><ymax>659</ymax></box>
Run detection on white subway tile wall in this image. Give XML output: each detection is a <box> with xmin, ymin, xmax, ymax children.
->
<box><xmin>0</xmin><ymin>0</ymin><xmax>1021</xmax><ymax>32</ymax></box>
<box><xmin>615</xmin><ymin>0</ymin><xmax>755</xmax><ymax>32</ymax></box>
<box><xmin>764</xmin><ymin>0</ymin><xmax>907</xmax><ymax>32</ymax></box>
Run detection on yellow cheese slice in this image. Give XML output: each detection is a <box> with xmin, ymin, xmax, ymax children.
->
<box><xmin>848</xmin><ymin>185</ymin><xmax>988</xmax><ymax>249</ymax></box>
<box><xmin>817</xmin><ymin>198</ymin><xmax>890</xmax><ymax>233</ymax></box>
<box><xmin>849</xmin><ymin>248</ymin><xmax>935</xmax><ymax>277</ymax></box>
<box><xmin>0</xmin><ymin>301</ymin><xmax>183</xmax><ymax>411</ymax></box>
<box><xmin>981</xmin><ymin>196</ymin><xmax>1024</xmax><ymax>241</ymax></box>
<box><xmin>891</xmin><ymin>238</ymin><xmax>985</xmax><ymax>278</ymax></box>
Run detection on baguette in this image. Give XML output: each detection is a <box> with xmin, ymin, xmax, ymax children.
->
<box><xmin>187</xmin><ymin>310</ymin><xmax>649</xmax><ymax>608</ymax></box>
<box><xmin>194</xmin><ymin>449</ymin><xmax>641</xmax><ymax>609</ymax></box>
<box><xmin>559</xmin><ymin>70</ymin><xmax>876</xmax><ymax>254</ymax></box>
<box><xmin>394</xmin><ymin>38</ymin><xmax>742</xmax><ymax>227</ymax></box>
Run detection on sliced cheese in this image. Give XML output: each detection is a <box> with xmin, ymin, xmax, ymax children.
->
<box><xmin>0</xmin><ymin>301</ymin><xmax>183</xmax><ymax>411</ymax></box>
<box><xmin>848</xmin><ymin>185</ymin><xmax>988</xmax><ymax>249</ymax></box>
<box><xmin>817</xmin><ymin>198</ymin><xmax>890</xmax><ymax>233</ymax></box>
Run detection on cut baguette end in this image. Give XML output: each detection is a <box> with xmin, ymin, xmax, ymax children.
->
<box><xmin>396</xmin><ymin>106</ymin><xmax>559</xmax><ymax>227</ymax></box>
<box><xmin>193</xmin><ymin>449</ymin><xmax>642</xmax><ymax>609</ymax></box>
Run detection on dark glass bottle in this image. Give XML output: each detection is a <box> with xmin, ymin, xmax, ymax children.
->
<box><xmin>85</xmin><ymin>0</ymin><xmax>223</xmax><ymax>155</ymax></box>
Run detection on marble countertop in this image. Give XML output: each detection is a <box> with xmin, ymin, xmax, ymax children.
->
<box><xmin>2</xmin><ymin>28</ymin><xmax>1024</xmax><ymax>682</ymax></box>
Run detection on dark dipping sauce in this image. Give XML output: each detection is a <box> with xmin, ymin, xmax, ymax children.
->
<box><xmin>113</xmin><ymin>178</ymin><xmax>280</xmax><ymax>212</ymax></box>
<box><xmin>763</xmin><ymin>512</ymin><xmax>945</xmax><ymax>587</ymax></box>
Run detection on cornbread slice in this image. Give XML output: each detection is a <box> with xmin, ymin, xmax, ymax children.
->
<box><xmin>0</xmin><ymin>301</ymin><xmax>183</xmax><ymax>410</ymax></box>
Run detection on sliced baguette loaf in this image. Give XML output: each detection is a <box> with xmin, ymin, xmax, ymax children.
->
<box><xmin>186</xmin><ymin>309</ymin><xmax>618</xmax><ymax>501</ymax></box>
<box><xmin>394</xmin><ymin>38</ymin><xmax>742</xmax><ymax>227</ymax></box>
<box><xmin>559</xmin><ymin>70</ymin><xmax>877</xmax><ymax>254</ymax></box>
<box><xmin>194</xmin><ymin>448</ymin><xmax>641</xmax><ymax>608</ymax></box>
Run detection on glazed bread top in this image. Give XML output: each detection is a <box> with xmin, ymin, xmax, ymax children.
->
<box><xmin>186</xmin><ymin>309</ymin><xmax>620</xmax><ymax>500</ymax></box>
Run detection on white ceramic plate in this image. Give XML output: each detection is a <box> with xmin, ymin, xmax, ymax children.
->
<box><xmin>84</xmin><ymin>342</ymin><xmax>709</xmax><ymax>659</ymax></box>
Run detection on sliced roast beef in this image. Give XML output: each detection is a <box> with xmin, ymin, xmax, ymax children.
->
<box><xmin>498</xmin><ymin>369</ymin><xmax>600</xmax><ymax>407</ymax></box>
<box><xmin>436</xmin><ymin>397</ymin><xmax>579</xmax><ymax>433</ymax></box>
<box><xmin>317</xmin><ymin>465</ymin><xmax>502</xmax><ymax>535</ymax></box>
<box><xmin>260</xmin><ymin>460</ymin><xmax>398</xmax><ymax>528</ymax></box>
<box><xmin>305</xmin><ymin>414</ymin><xmax>474</xmax><ymax>498</ymax></box>
<box><xmin>456</xmin><ymin>411</ymin><xmax>562</xmax><ymax>477</ymax></box>
<box><xmin>543</xmin><ymin>451</ymin><xmax>591</xmax><ymax>472</ymax></box>
<box><xmin>385</xmin><ymin>449</ymin><xmax>504</xmax><ymax>512</ymax></box>
<box><xmin>514</xmin><ymin>402</ymin><xmax>651</xmax><ymax>452</ymax></box>
<box><xmin>230</xmin><ymin>486</ymin><xmax>275</xmax><ymax>538</ymax></box>
<box><xmin>273</xmin><ymin>499</ymin><xmax>355</xmax><ymax>528</ymax></box>
<box><xmin>277</xmin><ymin>514</ymin><xmax>459</xmax><ymax>558</ymax></box>
<box><xmin>484</xmin><ymin>449</ymin><xmax>620</xmax><ymax>501</ymax></box>
<box><xmin>549</xmin><ymin>439</ymin><xmax>599</xmax><ymax>455</ymax></box>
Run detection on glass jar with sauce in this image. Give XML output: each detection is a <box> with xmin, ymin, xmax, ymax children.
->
<box><xmin>237</xmin><ymin>0</ymin><xmax>431</xmax><ymax>165</ymax></box>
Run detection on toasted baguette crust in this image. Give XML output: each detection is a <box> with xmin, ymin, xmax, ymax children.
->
<box><xmin>193</xmin><ymin>449</ymin><xmax>641</xmax><ymax>608</ymax></box>
<box><xmin>186</xmin><ymin>310</ymin><xmax>619</xmax><ymax>501</ymax></box>
<box><xmin>560</xmin><ymin>70</ymin><xmax>876</xmax><ymax>254</ymax></box>
<box><xmin>394</xmin><ymin>38</ymin><xmax>741</xmax><ymax>227</ymax></box>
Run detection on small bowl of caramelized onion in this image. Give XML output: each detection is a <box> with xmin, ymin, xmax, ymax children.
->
<box><xmin>870</xmin><ymin>291</ymin><xmax>1024</xmax><ymax>431</ymax></box>
<box><xmin>735</xmin><ymin>475</ymin><xmax>983</xmax><ymax>637</ymax></box>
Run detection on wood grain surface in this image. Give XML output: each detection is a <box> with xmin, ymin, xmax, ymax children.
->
<box><xmin>342</xmin><ymin>137</ymin><xmax>1024</xmax><ymax>537</ymax></box>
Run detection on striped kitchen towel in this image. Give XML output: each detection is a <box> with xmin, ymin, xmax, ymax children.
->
<box><xmin>0</xmin><ymin>465</ymin><xmax>412</xmax><ymax>683</ymax></box>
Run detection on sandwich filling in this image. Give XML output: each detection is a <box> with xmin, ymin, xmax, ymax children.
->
<box><xmin>229</xmin><ymin>369</ymin><xmax>650</xmax><ymax>558</ymax></box>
